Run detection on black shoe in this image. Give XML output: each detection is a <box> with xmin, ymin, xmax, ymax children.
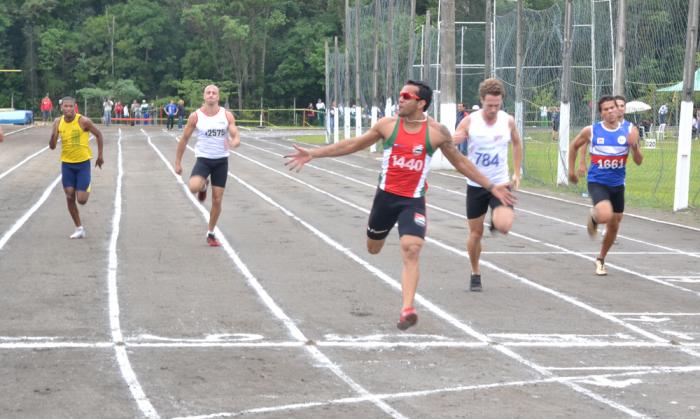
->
<box><xmin>470</xmin><ymin>274</ymin><xmax>482</xmax><ymax>292</ymax></box>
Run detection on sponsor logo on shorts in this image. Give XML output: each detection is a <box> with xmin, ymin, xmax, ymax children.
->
<box><xmin>596</xmin><ymin>137</ymin><xmax>605</xmax><ymax>144</ymax></box>
<box><xmin>414</xmin><ymin>213</ymin><xmax>426</xmax><ymax>227</ymax></box>
<box><xmin>412</xmin><ymin>145</ymin><xmax>424</xmax><ymax>156</ymax></box>
<box><xmin>367</xmin><ymin>227</ymin><xmax>389</xmax><ymax>234</ymax></box>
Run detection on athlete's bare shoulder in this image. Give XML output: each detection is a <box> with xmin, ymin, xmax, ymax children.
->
<box><xmin>427</xmin><ymin>117</ymin><xmax>452</xmax><ymax>142</ymax></box>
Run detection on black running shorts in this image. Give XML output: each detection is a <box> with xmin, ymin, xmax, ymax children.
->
<box><xmin>466</xmin><ymin>185</ymin><xmax>512</xmax><ymax>219</ymax></box>
<box><xmin>367</xmin><ymin>189</ymin><xmax>427</xmax><ymax>240</ymax></box>
<box><xmin>191</xmin><ymin>157</ymin><xmax>229</xmax><ymax>188</ymax></box>
<box><xmin>588</xmin><ymin>182</ymin><xmax>625</xmax><ymax>213</ymax></box>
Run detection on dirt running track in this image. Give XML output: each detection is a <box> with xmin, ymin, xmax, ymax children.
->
<box><xmin>0</xmin><ymin>125</ymin><xmax>699</xmax><ymax>418</ymax></box>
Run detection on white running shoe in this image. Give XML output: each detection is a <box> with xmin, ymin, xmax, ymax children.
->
<box><xmin>70</xmin><ymin>226</ymin><xmax>86</xmax><ymax>239</ymax></box>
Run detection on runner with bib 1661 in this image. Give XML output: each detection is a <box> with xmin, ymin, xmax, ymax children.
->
<box><xmin>284</xmin><ymin>80</ymin><xmax>515</xmax><ymax>331</ymax></box>
<box><xmin>568</xmin><ymin>95</ymin><xmax>643</xmax><ymax>276</ymax></box>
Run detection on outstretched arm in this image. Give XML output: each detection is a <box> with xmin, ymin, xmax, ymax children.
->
<box><xmin>175</xmin><ymin>112</ymin><xmax>197</xmax><ymax>175</ymax></box>
<box><xmin>284</xmin><ymin>118</ymin><xmax>386</xmax><ymax>172</ymax></box>
<box><xmin>0</xmin><ymin>126</ymin><xmax>4</xmax><ymax>142</ymax></box>
<box><xmin>568</xmin><ymin>126</ymin><xmax>591</xmax><ymax>184</ymax></box>
<box><xmin>437</xmin><ymin>123</ymin><xmax>516</xmax><ymax>206</ymax></box>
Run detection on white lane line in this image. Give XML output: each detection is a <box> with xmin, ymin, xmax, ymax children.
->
<box><xmin>608</xmin><ymin>312</ymin><xmax>700</xmax><ymax>316</ymax></box>
<box><xmin>146</xmin><ymin>131</ymin><xmax>407</xmax><ymax>419</ymax></box>
<box><xmin>0</xmin><ymin>146</ymin><xmax>50</xmax><ymax>181</ymax></box>
<box><xmin>175</xmin><ymin>365</ymin><xmax>692</xmax><ymax>419</ymax></box>
<box><xmin>161</xmin><ymin>141</ymin><xmax>649</xmax><ymax>417</ymax></box>
<box><xmin>259</xmin><ymin>136</ymin><xmax>700</xmax><ymax>232</ymax></box>
<box><xmin>228</xmin><ymin>136</ymin><xmax>700</xmax><ymax>357</ymax></box>
<box><xmin>0</xmin><ymin>174</ymin><xmax>61</xmax><ymax>251</ymax></box>
<box><xmin>241</xmin><ymin>139</ymin><xmax>700</xmax><ymax>296</ymax></box>
<box><xmin>109</xmin><ymin>129</ymin><xmax>160</xmax><ymax>418</ymax></box>
<box><xmin>0</xmin><ymin>342</ymin><xmax>114</xmax><ymax>349</ymax></box>
<box><xmin>3</xmin><ymin>126</ymin><xmax>34</xmax><ymax>136</ymax></box>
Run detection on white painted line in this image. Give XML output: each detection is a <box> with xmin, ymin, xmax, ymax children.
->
<box><xmin>608</xmin><ymin>312</ymin><xmax>700</xmax><ymax>316</ymax></box>
<box><xmin>164</xmin><ymin>132</ymin><xmax>655</xmax><ymax>416</ymax></box>
<box><xmin>109</xmin><ymin>129</ymin><xmax>160</xmax><ymax>418</ymax></box>
<box><xmin>250</xmin><ymin>136</ymin><xmax>700</xmax><ymax>232</ymax></box>
<box><xmin>3</xmin><ymin>125</ymin><xmax>34</xmax><ymax>136</ymax></box>
<box><xmin>0</xmin><ymin>342</ymin><xmax>113</xmax><ymax>349</ymax></box>
<box><xmin>241</xmin><ymin>139</ymin><xmax>700</xmax><ymax>296</ymax></box>
<box><xmin>148</xmin><ymin>131</ymin><xmax>407</xmax><ymax>419</ymax></box>
<box><xmin>0</xmin><ymin>175</ymin><xmax>61</xmax><ymax>251</ymax></box>
<box><xmin>176</xmin><ymin>366</ymin><xmax>685</xmax><ymax>419</ymax></box>
<box><xmin>0</xmin><ymin>146</ymin><xmax>50</xmax><ymax>181</ymax></box>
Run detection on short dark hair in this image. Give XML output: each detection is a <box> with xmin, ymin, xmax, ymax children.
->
<box><xmin>61</xmin><ymin>96</ymin><xmax>76</xmax><ymax>104</ymax></box>
<box><xmin>598</xmin><ymin>95</ymin><xmax>616</xmax><ymax>112</ymax></box>
<box><xmin>406</xmin><ymin>80</ymin><xmax>432</xmax><ymax>111</ymax></box>
<box><xmin>613</xmin><ymin>94</ymin><xmax>626</xmax><ymax>103</ymax></box>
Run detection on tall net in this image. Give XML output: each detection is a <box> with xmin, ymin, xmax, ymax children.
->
<box><xmin>328</xmin><ymin>0</ymin><xmax>414</xmax><ymax>121</ymax></box>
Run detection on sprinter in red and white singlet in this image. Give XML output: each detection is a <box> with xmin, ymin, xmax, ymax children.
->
<box><xmin>285</xmin><ymin>80</ymin><xmax>515</xmax><ymax>331</ymax></box>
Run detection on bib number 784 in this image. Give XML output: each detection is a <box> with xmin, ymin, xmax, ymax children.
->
<box><xmin>475</xmin><ymin>152</ymin><xmax>499</xmax><ymax>167</ymax></box>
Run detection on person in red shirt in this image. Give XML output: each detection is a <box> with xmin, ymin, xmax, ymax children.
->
<box><xmin>40</xmin><ymin>94</ymin><xmax>53</xmax><ymax>125</ymax></box>
<box><xmin>285</xmin><ymin>80</ymin><xmax>515</xmax><ymax>330</ymax></box>
<box><xmin>114</xmin><ymin>101</ymin><xmax>123</xmax><ymax>125</ymax></box>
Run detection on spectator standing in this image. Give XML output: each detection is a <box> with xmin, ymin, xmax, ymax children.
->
<box><xmin>40</xmin><ymin>94</ymin><xmax>53</xmax><ymax>125</ymax></box>
<box><xmin>165</xmin><ymin>100</ymin><xmax>178</xmax><ymax>131</ymax></box>
<box><xmin>177</xmin><ymin>99</ymin><xmax>186</xmax><ymax>130</ymax></box>
<box><xmin>114</xmin><ymin>101</ymin><xmax>123</xmax><ymax>125</ymax></box>
<box><xmin>316</xmin><ymin>99</ymin><xmax>326</xmax><ymax>127</ymax></box>
<box><xmin>102</xmin><ymin>98</ymin><xmax>114</xmax><ymax>126</ymax></box>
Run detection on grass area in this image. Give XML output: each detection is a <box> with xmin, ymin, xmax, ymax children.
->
<box><xmin>520</xmin><ymin>129</ymin><xmax>700</xmax><ymax>210</ymax></box>
<box><xmin>292</xmin><ymin>128</ymin><xmax>700</xmax><ymax>212</ymax></box>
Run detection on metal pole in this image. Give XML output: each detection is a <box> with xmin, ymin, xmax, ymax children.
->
<box><xmin>407</xmin><ymin>0</ymin><xmax>416</xmax><ymax>80</ymax></box>
<box><xmin>439</xmin><ymin>0</ymin><xmax>455</xmax><ymax>132</ymax></box>
<box><xmin>355</xmin><ymin>0</ymin><xmax>361</xmax><ymax>138</ymax></box>
<box><xmin>590</xmin><ymin>0</ymin><xmax>597</xmax><ymax>124</ymax></box>
<box><xmin>424</xmin><ymin>10</ymin><xmax>431</xmax><ymax>114</ymax></box>
<box><xmin>334</xmin><ymin>36</ymin><xmax>340</xmax><ymax>143</ymax></box>
<box><xmin>420</xmin><ymin>25</ymin><xmax>425</xmax><ymax>80</ymax></box>
<box><xmin>557</xmin><ymin>0</ymin><xmax>574</xmax><ymax>185</ymax></box>
<box><xmin>515</xmin><ymin>0</ymin><xmax>524</xmax><ymax>140</ymax></box>
<box><xmin>371</xmin><ymin>0</ymin><xmax>380</xmax><ymax>152</ymax></box>
<box><xmin>325</xmin><ymin>40</ymin><xmax>331</xmax><ymax>143</ymax></box>
<box><xmin>385</xmin><ymin>0</ymin><xmax>395</xmax><ymax>119</ymax></box>
<box><xmin>673</xmin><ymin>0</ymin><xmax>699</xmax><ymax>210</ymax></box>
<box><xmin>612</xmin><ymin>0</ymin><xmax>625</xmax><ymax>95</ymax></box>
<box><xmin>484</xmin><ymin>0</ymin><xmax>492</xmax><ymax>78</ymax></box>
<box><xmin>344</xmin><ymin>0</ymin><xmax>351</xmax><ymax>140</ymax></box>
<box><xmin>460</xmin><ymin>26</ymin><xmax>464</xmax><ymax>104</ymax></box>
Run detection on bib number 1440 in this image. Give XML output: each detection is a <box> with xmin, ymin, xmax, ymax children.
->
<box><xmin>391</xmin><ymin>155</ymin><xmax>424</xmax><ymax>171</ymax></box>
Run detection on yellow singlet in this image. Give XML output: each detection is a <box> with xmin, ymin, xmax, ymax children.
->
<box><xmin>58</xmin><ymin>114</ymin><xmax>92</xmax><ymax>163</ymax></box>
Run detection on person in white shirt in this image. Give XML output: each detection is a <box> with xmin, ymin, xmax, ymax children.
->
<box><xmin>174</xmin><ymin>85</ymin><xmax>241</xmax><ymax>247</ymax></box>
<box><xmin>453</xmin><ymin>78</ymin><xmax>523</xmax><ymax>292</ymax></box>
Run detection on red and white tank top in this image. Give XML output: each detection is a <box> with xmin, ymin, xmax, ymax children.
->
<box><xmin>378</xmin><ymin>118</ymin><xmax>434</xmax><ymax>198</ymax></box>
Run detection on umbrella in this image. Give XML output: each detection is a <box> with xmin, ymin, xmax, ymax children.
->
<box><xmin>624</xmin><ymin>100</ymin><xmax>652</xmax><ymax>114</ymax></box>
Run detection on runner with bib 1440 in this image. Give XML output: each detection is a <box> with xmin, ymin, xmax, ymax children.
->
<box><xmin>284</xmin><ymin>80</ymin><xmax>515</xmax><ymax>331</ymax></box>
<box><xmin>568</xmin><ymin>95</ymin><xmax>643</xmax><ymax>276</ymax></box>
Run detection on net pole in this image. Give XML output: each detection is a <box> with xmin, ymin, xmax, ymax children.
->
<box><xmin>407</xmin><ymin>0</ymin><xmax>416</xmax><ymax>80</ymax></box>
<box><xmin>344</xmin><ymin>0</ymin><xmax>351</xmax><ymax>140</ymax></box>
<box><xmin>590</xmin><ymin>0</ymin><xmax>597</xmax><ymax>125</ymax></box>
<box><xmin>325</xmin><ymin>39</ymin><xmax>331</xmax><ymax>143</ymax></box>
<box><xmin>557</xmin><ymin>0</ymin><xmax>574</xmax><ymax>185</ymax></box>
<box><xmin>371</xmin><ymin>0</ymin><xmax>380</xmax><ymax>152</ymax></box>
<box><xmin>354</xmin><ymin>0</ymin><xmax>362</xmax><ymax>139</ymax></box>
<box><xmin>673</xmin><ymin>0</ymin><xmax>700</xmax><ymax>211</ymax></box>
<box><xmin>515</xmin><ymin>0</ymin><xmax>524</xmax><ymax>142</ymax></box>
<box><xmin>385</xmin><ymin>0</ymin><xmax>395</xmax><ymax>118</ymax></box>
<box><xmin>612</xmin><ymin>0</ymin><xmax>626</xmax><ymax>96</ymax></box>
<box><xmin>423</xmin><ymin>10</ymin><xmax>431</xmax><ymax>115</ymax></box>
<box><xmin>484</xmin><ymin>0</ymin><xmax>493</xmax><ymax>78</ymax></box>
<box><xmin>334</xmin><ymin>36</ymin><xmax>340</xmax><ymax>143</ymax></box>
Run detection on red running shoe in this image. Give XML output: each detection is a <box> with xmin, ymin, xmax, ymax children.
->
<box><xmin>197</xmin><ymin>179</ymin><xmax>209</xmax><ymax>202</ymax></box>
<box><xmin>397</xmin><ymin>307</ymin><xmax>418</xmax><ymax>330</ymax></box>
<box><xmin>206</xmin><ymin>233</ymin><xmax>221</xmax><ymax>247</ymax></box>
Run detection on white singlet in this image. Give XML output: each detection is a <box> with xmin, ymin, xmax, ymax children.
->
<box><xmin>466</xmin><ymin>110</ymin><xmax>511</xmax><ymax>187</ymax></box>
<box><xmin>194</xmin><ymin>107</ymin><xmax>230</xmax><ymax>159</ymax></box>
